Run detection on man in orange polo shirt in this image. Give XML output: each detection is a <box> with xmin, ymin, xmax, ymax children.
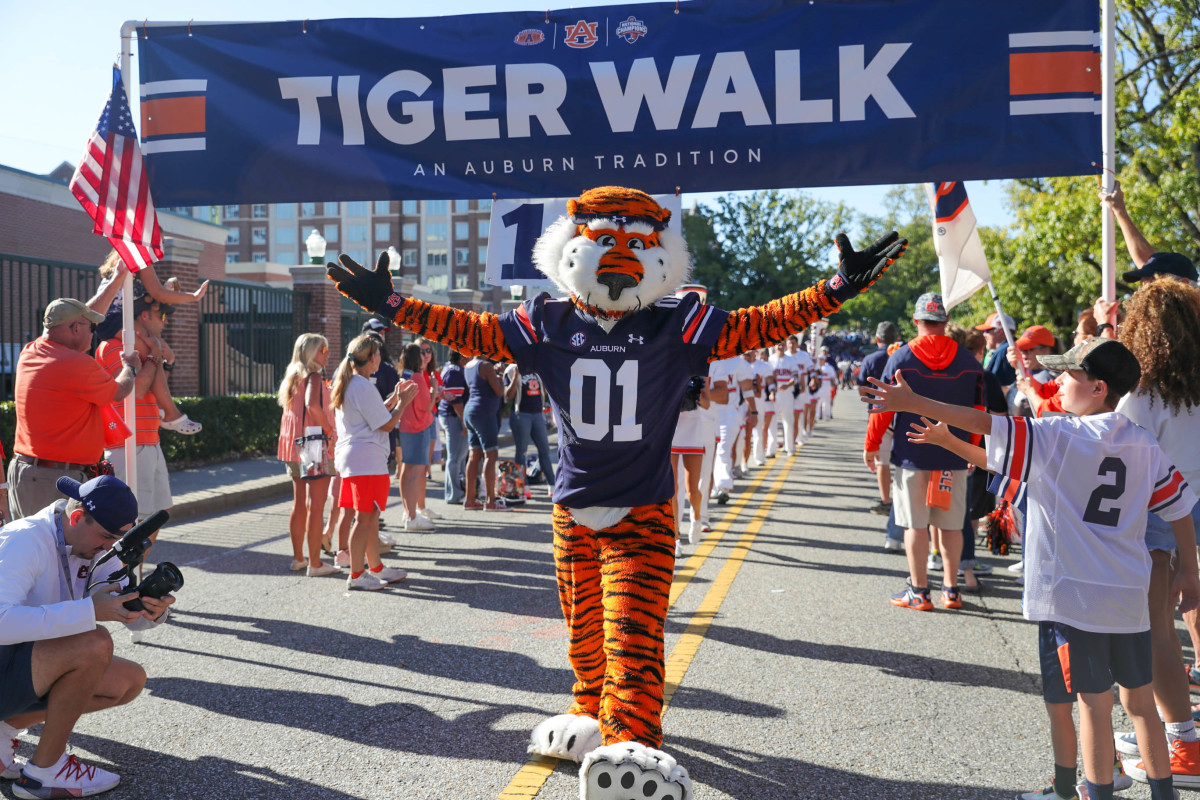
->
<box><xmin>95</xmin><ymin>294</ymin><xmax>175</xmax><ymax>518</ymax></box>
<box><xmin>7</xmin><ymin>299</ymin><xmax>138</xmax><ymax>520</ymax></box>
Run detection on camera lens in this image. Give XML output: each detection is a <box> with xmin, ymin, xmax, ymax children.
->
<box><xmin>136</xmin><ymin>562</ymin><xmax>184</xmax><ymax>599</ymax></box>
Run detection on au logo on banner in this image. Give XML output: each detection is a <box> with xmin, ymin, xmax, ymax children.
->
<box><xmin>485</xmin><ymin>194</ymin><xmax>683</xmax><ymax>288</ymax></box>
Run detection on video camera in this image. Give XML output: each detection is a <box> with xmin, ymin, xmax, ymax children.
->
<box><xmin>91</xmin><ymin>510</ymin><xmax>185</xmax><ymax>612</ymax></box>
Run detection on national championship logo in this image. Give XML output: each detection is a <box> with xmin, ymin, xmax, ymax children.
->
<box><xmin>570</xmin><ymin>331</ymin><xmax>587</xmax><ymax>348</ymax></box>
<box><xmin>563</xmin><ymin>19</ymin><xmax>599</xmax><ymax>49</ymax></box>
<box><xmin>514</xmin><ymin>28</ymin><xmax>545</xmax><ymax>46</ymax></box>
<box><xmin>615</xmin><ymin>16</ymin><xmax>648</xmax><ymax>43</ymax></box>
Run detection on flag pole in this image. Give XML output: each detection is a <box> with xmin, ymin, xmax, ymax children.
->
<box><xmin>987</xmin><ymin>281</ymin><xmax>1028</xmax><ymax>379</ymax></box>
<box><xmin>119</xmin><ymin>24</ymin><xmax>139</xmax><ymax>505</ymax></box>
<box><xmin>1100</xmin><ymin>0</ymin><xmax>1117</xmax><ymax>307</ymax></box>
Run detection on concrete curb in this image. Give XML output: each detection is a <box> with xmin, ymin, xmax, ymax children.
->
<box><xmin>170</xmin><ymin>476</ymin><xmax>294</xmax><ymax>523</ymax></box>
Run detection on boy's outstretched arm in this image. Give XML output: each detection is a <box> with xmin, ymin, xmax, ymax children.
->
<box><xmin>907</xmin><ymin>417</ymin><xmax>988</xmax><ymax>470</ymax></box>
<box><xmin>862</xmin><ymin>372</ymin><xmax>993</xmax><ymax>436</ymax></box>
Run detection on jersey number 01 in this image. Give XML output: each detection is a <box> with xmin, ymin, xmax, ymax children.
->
<box><xmin>570</xmin><ymin>359</ymin><xmax>642</xmax><ymax>442</ymax></box>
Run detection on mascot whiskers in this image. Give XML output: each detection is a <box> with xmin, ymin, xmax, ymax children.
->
<box><xmin>328</xmin><ymin>186</ymin><xmax>906</xmax><ymax>800</ymax></box>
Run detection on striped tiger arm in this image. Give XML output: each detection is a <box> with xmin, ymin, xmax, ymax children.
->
<box><xmin>384</xmin><ymin>297</ymin><xmax>515</xmax><ymax>362</ymax></box>
<box><xmin>709</xmin><ymin>280</ymin><xmax>841</xmax><ymax>361</ymax></box>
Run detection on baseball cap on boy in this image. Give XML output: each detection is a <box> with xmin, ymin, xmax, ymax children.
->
<box><xmin>1122</xmin><ymin>251</ymin><xmax>1198</xmax><ymax>284</ymax></box>
<box><xmin>56</xmin><ymin>475</ymin><xmax>139</xmax><ymax>535</ymax></box>
<box><xmin>1039</xmin><ymin>337</ymin><xmax>1142</xmax><ymax>398</ymax></box>
<box><xmin>1016</xmin><ymin>325</ymin><xmax>1056</xmax><ymax>350</ymax></box>
<box><xmin>974</xmin><ymin>311</ymin><xmax>1016</xmax><ymax>332</ymax></box>
<box><xmin>43</xmin><ymin>298</ymin><xmax>104</xmax><ymax>330</ymax></box>
<box><xmin>913</xmin><ymin>293</ymin><xmax>947</xmax><ymax>322</ymax></box>
<box><xmin>362</xmin><ymin>317</ymin><xmax>388</xmax><ymax>333</ymax></box>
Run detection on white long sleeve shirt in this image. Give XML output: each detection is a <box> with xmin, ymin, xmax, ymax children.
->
<box><xmin>0</xmin><ymin>501</ymin><xmax>166</xmax><ymax>645</ymax></box>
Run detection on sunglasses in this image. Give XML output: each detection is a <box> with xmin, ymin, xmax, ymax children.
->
<box><xmin>420</xmin><ymin>348</ymin><xmax>432</xmax><ymax>354</ymax></box>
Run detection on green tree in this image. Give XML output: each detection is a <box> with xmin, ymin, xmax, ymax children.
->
<box><xmin>683</xmin><ymin>190</ymin><xmax>851</xmax><ymax>311</ymax></box>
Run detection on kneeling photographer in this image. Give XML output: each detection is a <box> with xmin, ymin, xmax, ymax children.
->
<box><xmin>0</xmin><ymin>475</ymin><xmax>176</xmax><ymax>798</ymax></box>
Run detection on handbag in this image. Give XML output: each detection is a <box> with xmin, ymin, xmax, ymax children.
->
<box><xmin>294</xmin><ymin>374</ymin><xmax>329</xmax><ymax>480</ymax></box>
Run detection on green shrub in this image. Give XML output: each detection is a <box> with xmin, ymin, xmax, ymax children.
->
<box><xmin>0</xmin><ymin>395</ymin><xmax>282</xmax><ymax>468</ymax></box>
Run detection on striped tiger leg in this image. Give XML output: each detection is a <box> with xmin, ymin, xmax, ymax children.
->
<box><xmin>553</xmin><ymin>504</ymin><xmax>606</xmax><ymax>720</ymax></box>
<box><xmin>595</xmin><ymin>503</ymin><xmax>676</xmax><ymax>747</ymax></box>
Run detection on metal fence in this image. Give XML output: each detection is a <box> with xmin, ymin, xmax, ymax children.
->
<box><xmin>198</xmin><ymin>280</ymin><xmax>309</xmax><ymax>396</ymax></box>
<box><xmin>0</xmin><ymin>253</ymin><xmax>100</xmax><ymax>402</ymax></box>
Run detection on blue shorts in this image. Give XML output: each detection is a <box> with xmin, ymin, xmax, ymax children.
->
<box><xmin>1145</xmin><ymin>498</ymin><xmax>1200</xmax><ymax>552</ymax></box>
<box><xmin>1038</xmin><ymin>621</ymin><xmax>1151</xmax><ymax>703</ymax></box>
<box><xmin>397</xmin><ymin>424</ymin><xmax>434</xmax><ymax>466</ymax></box>
<box><xmin>465</xmin><ymin>407</ymin><xmax>500</xmax><ymax>452</ymax></box>
<box><xmin>0</xmin><ymin>641</ymin><xmax>45</xmax><ymax>719</ymax></box>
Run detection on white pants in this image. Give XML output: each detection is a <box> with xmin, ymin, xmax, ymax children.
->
<box><xmin>698</xmin><ymin>434</ymin><xmax>716</xmax><ymax>523</ymax></box>
<box><xmin>767</xmin><ymin>390</ymin><xmax>795</xmax><ymax>456</ymax></box>
<box><xmin>712</xmin><ymin>405</ymin><xmax>740</xmax><ymax>492</ymax></box>
<box><xmin>751</xmin><ymin>402</ymin><xmax>770</xmax><ymax>463</ymax></box>
<box><xmin>816</xmin><ymin>386</ymin><xmax>832</xmax><ymax>420</ymax></box>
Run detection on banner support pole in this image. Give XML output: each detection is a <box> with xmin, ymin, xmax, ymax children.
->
<box><xmin>119</xmin><ymin>22</ymin><xmax>139</xmax><ymax>507</ymax></box>
<box><xmin>987</xmin><ymin>280</ymin><xmax>1028</xmax><ymax>380</ymax></box>
<box><xmin>1101</xmin><ymin>0</ymin><xmax>1117</xmax><ymax>308</ymax></box>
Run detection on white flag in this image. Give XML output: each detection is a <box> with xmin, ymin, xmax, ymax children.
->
<box><xmin>924</xmin><ymin>182</ymin><xmax>991</xmax><ymax>310</ymax></box>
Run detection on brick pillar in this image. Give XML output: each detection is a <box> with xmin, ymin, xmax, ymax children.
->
<box><xmin>290</xmin><ymin>265</ymin><xmax>344</xmax><ymax>362</ymax></box>
<box><xmin>447</xmin><ymin>289</ymin><xmax>483</xmax><ymax>312</ymax></box>
<box><xmin>158</xmin><ymin>237</ymin><xmax>204</xmax><ymax>396</ymax></box>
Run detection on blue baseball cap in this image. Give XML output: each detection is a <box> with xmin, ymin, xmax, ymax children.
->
<box><xmin>56</xmin><ymin>475</ymin><xmax>138</xmax><ymax>534</ymax></box>
<box><xmin>914</xmin><ymin>292</ymin><xmax>948</xmax><ymax>322</ymax></box>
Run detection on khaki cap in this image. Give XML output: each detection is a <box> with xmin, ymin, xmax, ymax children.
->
<box><xmin>43</xmin><ymin>298</ymin><xmax>105</xmax><ymax>329</ymax></box>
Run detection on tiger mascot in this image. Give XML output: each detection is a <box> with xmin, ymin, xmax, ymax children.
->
<box><xmin>328</xmin><ymin>186</ymin><xmax>906</xmax><ymax>800</ymax></box>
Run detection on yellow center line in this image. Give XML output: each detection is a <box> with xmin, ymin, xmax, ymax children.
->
<box><xmin>661</xmin><ymin>459</ymin><xmax>792</xmax><ymax>710</ymax></box>
<box><xmin>497</xmin><ymin>452</ymin><xmax>797</xmax><ymax>800</ymax></box>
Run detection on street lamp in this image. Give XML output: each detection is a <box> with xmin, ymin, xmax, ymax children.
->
<box><xmin>387</xmin><ymin>246</ymin><xmax>401</xmax><ymax>272</ymax></box>
<box><xmin>305</xmin><ymin>229</ymin><xmax>327</xmax><ymax>264</ymax></box>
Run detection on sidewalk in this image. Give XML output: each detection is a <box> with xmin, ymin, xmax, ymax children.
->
<box><xmin>167</xmin><ymin>428</ymin><xmax>518</xmax><ymax>522</ymax></box>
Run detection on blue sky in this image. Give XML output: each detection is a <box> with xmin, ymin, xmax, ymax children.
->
<box><xmin>0</xmin><ymin>0</ymin><xmax>1014</xmax><ymax>227</ymax></box>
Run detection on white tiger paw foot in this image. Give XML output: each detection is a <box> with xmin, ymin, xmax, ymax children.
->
<box><xmin>580</xmin><ymin>742</ymin><xmax>692</xmax><ymax>800</ymax></box>
<box><xmin>527</xmin><ymin>714</ymin><xmax>601</xmax><ymax>762</ymax></box>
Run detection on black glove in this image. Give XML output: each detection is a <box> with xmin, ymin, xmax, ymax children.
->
<box><xmin>826</xmin><ymin>231</ymin><xmax>908</xmax><ymax>303</ymax></box>
<box><xmin>326</xmin><ymin>252</ymin><xmax>403</xmax><ymax>318</ymax></box>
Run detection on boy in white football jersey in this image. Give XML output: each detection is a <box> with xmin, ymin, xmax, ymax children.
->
<box><xmin>864</xmin><ymin>337</ymin><xmax>1199</xmax><ymax>800</ymax></box>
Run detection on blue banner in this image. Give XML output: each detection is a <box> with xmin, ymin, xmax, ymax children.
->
<box><xmin>136</xmin><ymin>0</ymin><xmax>1101</xmax><ymax>205</ymax></box>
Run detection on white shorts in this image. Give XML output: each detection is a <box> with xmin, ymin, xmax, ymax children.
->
<box><xmin>105</xmin><ymin>444</ymin><xmax>173</xmax><ymax>515</ymax></box>
<box><xmin>672</xmin><ymin>409</ymin><xmax>716</xmax><ymax>454</ymax></box>
<box><xmin>891</xmin><ymin>467</ymin><xmax>967</xmax><ymax>530</ymax></box>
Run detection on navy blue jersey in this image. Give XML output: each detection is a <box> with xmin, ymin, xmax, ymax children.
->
<box><xmin>438</xmin><ymin>363</ymin><xmax>466</xmax><ymax>418</ymax></box>
<box><xmin>514</xmin><ymin>372</ymin><xmax>545</xmax><ymax>415</ymax></box>
<box><xmin>856</xmin><ymin>347</ymin><xmax>890</xmax><ymax>387</ymax></box>
<box><xmin>499</xmin><ymin>292</ymin><xmax>728</xmax><ymax>508</ymax></box>
<box><xmin>464</xmin><ymin>360</ymin><xmax>502</xmax><ymax>416</ymax></box>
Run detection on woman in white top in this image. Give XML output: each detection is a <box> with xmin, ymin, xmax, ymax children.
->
<box><xmin>330</xmin><ymin>335</ymin><xmax>418</xmax><ymax>592</ymax></box>
<box><xmin>1115</xmin><ymin>280</ymin><xmax>1200</xmax><ymax>760</ymax></box>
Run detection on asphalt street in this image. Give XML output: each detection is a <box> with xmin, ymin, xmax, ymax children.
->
<box><xmin>7</xmin><ymin>391</ymin><xmax>1173</xmax><ymax>800</ymax></box>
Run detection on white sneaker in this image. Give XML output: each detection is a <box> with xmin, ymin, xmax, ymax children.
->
<box><xmin>347</xmin><ymin>572</ymin><xmax>387</xmax><ymax>591</ymax></box>
<box><xmin>2</xmin><ymin>731</ymin><xmax>23</xmax><ymax>780</ymax></box>
<box><xmin>334</xmin><ymin>549</ymin><xmax>351</xmax><ymax>568</ymax></box>
<box><xmin>405</xmin><ymin>515</ymin><xmax>435</xmax><ymax>531</ymax></box>
<box><xmin>675</xmin><ymin>539</ymin><xmax>684</xmax><ymax>558</ymax></box>
<box><xmin>752</xmin><ymin>459</ymin><xmax>766</xmax><ymax>467</ymax></box>
<box><xmin>1115</xmin><ymin>731</ymin><xmax>1142</xmax><ymax>756</ymax></box>
<box><xmin>306</xmin><ymin>563</ymin><xmax>341</xmax><ymax>577</ymax></box>
<box><xmin>1008</xmin><ymin>561</ymin><xmax>1025</xmax><ymax>574</ymax></box>
<box><xmin>883</xmin><ymin>538</ymin><xmax>904</xmax><ymax>552</ymax></box>
<box><xmin>927</xmin><ymin>552</ymin><xmax>943</xmax><ymax>571</ymax></box>
<box><xmin>373</xmin><ymin>566</ymin><xmax>408</xmax><ymax>584</ymax></box>
<box><xmin>417</xmin><ymin>507</ymin><xmax>441</xmax><ymax>520</ymax></box>
<box><xmin>379</xmin><ymin>532</ymin><xmax>396</xmax><ymax>547</ymax></box>
<box><xmin>686</xmin><ymin>519</ymin><xmax>699</xmax><ymax>546</ymax></box>
<box><xmin>13</xmin><ymin>752</ymin><xmax>120</xmax><ymax>799</ymax></box>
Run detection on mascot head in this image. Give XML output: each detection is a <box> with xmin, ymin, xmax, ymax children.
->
<box><xmin>532</xmin><ymin>186</ymin><xmax>691</xmax><ymax>319</ymax></box>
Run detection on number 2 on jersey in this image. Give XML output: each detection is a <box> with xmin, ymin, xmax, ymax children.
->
<box><xmin>1083</xmin><ymin>456</ymin><xmax>1126</xmax><ymax>526</ymax></box>
<box><xmin>570</xmin><ymin>359</ymin><xmax>641</xmax><ymax>442</ymax></box>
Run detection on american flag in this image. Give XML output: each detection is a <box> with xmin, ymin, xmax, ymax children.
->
<box><xmin>69</xmin><ymin>67</ymin><xmax>163</xmax><ymax>272</ymax></box>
